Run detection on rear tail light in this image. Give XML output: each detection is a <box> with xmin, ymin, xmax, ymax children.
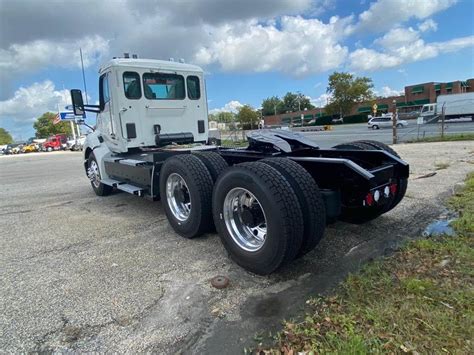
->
<box><xmin>365</xmin><ymin>192</ymin><xmax>374</xmax><ymax>206</ymax></box>
<box><xmin>390</xmin><ymin>183</ymin><xmax>398</xmax><ymax>195</ymax></box>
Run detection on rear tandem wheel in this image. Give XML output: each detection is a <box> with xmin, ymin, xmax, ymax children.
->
<box><xmin>212</xmin><ymin>161</ymin><xmax>304</xmax><ymax>275</ymax></box>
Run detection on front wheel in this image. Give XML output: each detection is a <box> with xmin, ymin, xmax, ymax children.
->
<box><xmin>87</xmin><ymin>153</ymin><xmax>112</xmax><ymax>196</ymax></box>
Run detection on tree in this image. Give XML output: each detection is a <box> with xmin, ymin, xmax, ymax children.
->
<box><xmin>33</xmin><ymin>112</ymin><xmax>72</xmax><ymax>138</ymax></box>
<box><xmin>325</xmin><ymin>72</ymin><xmax>374</xmax><ymax>118</ymax></box>
<box><xmin>261</xmin><ymin>96</ymin><xmax>284</xmax><ymax>116</ymax></box>
<box><xmin>281</xmin><ymin>92</ymin><xmax>314</xmax><ymax>113</ymax></box>
<box><xmin>216</xmin><ymin>111</ymin><xmax>235</xmax><ymax>123</ymax></box>
<box><xmin>236</xmin><ymin>105</ymin><xmax>259</xmax><ymax>129</ymax></box>
<box><xmin>0</xmin><ymin>127</ymin><xmax>13</xmax><ymax>144</ymax></box>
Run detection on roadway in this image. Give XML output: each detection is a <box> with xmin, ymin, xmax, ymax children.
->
<box><xmin>299</xmin><ymin>119</ymin><xmax>474</xmax><ymax>148</ymax></box>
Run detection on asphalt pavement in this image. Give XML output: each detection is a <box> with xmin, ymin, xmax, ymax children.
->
<box><xmin>1</xmin><ymin>142</ymin><xmax>473</xmax><ymax>353</ymax></box>
<box><xmin>300</xmin><ymin>119</ymin><xmax>474</xmax><ymax>148</ymax></box>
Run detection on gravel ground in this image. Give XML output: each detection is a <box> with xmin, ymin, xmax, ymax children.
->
<box><xmin>0</xmin><ymin>141</ymin><xmax>473</xmax><ymax>353</ymax></box>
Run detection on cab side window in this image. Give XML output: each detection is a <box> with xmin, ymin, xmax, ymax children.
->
<box><xmin>187</xmin><ymin>76</ymin><xmax>201</xmax><ymax>100</ymax></box>
<box><xmin>123</xmin><ymin>72</ymin><xmax>141</xmax><ymax>99</ymax></box>
<box><xmin>99</xmin><ymin>73</ymin><xmax>111</xmax><ymax>110</ymax></box>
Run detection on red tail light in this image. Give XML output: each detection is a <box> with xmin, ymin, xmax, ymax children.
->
<box><xmin>365</xmin><ymin>192</ymin><xmax>374</xmax><ymax>206</ymax></box>
<box><xmin>390</xmin><ymin>183</ymin><xmax>398</xmax><ymax>195</ymax></box>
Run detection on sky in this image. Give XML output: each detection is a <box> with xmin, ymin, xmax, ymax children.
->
<box><xmin>0</xmin><ymin>0</ymin><xmax>473</xmax><ymax>140</ymax></box>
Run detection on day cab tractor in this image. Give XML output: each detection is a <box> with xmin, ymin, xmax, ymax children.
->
<box><xmin>42</xmin><ymin>134</ymin><xmax>67</xmax><ymax>152</ymax></box>
<box><xmin>70</xmin><ymin>57</ymin><xmax>409</xmax><ymax>275</ymax></box>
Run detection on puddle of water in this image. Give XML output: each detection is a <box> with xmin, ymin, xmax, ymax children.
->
<box><xmin>423</xmin><ymin>219</ymin><xmax>456</xmax><ymax>237</ymax></box>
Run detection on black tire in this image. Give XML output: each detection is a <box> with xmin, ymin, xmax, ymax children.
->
<box><xmin>261</xmin><ymin>158</ymin><xmax>326</xmax><ymax>257</ymax></box>
<box><xmin>87</xmin><ymin>153</ymin><xmax>113</xmax><ymax>196</ymax></box>
<box><xmin>353</xmin><ymin>140</ymin><xmax>407</xmax><ymax>212</ymax></box>
<box><xmin>212</xmin><ymin>162</ymin><xmax>304</xmax><ymax>275</ymax></box>
<box><xmin>192</xmin><ymin>151</ymin><xmax>228</xmax><ymax>182</ymax></box>
<box><xmin>353</xmin><ymin>140</ymin><xmax>399</xmax><ymax>157</ymax></box>
<box><xmin>332</xmin><ymin>142</ymin><xmax>374</xmax><ymax>150</ymax></box>
<box><xmin>372</xmin><ymin>125</ymin><xmax>379</xmax><ymax>130</ymax></box>
<box><xmin>159</xmin><ymin>154</ymin><xmax>214</xmax><ymax>239</ymax></box>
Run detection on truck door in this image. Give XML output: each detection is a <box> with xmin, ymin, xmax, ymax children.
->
<box><xmin>97</xmin><ymin>72</ymin><xmax>119</xmax><ymax>148</ymax></box>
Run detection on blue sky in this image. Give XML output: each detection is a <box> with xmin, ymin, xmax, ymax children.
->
<box><xmin>0</xmin><ymin>0</ymin><xmax>473</xmax><ymax>140</ymax></box>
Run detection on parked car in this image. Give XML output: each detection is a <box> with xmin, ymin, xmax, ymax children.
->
<box><xmin>4</xmin><ymin>143</ymin><xmax>22</xmax><ymax>154</ymax></box>
<box><xmin>21</xmin><ymin>143</ymin><xmax>39</xmax><ymax>153</ymax></box>
<box><xmin>368</xmin><ymin>116</ymin><xmax>408</xmax><ymax>130</ymax></box>
<box><xmin>398</xmin><ymin>110</ymin><xmax>420</xmax><ymax>120</ymax></box>
<box><xmin>66</xmin><ymin>136</ymin><xmax>86</xmax><ymax>151</ymax></box>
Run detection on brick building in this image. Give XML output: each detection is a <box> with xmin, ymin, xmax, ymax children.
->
<box><xmin>263</xmin><ymin>78</ymin><xmax>474</xmax><ymax>126</ymax></box>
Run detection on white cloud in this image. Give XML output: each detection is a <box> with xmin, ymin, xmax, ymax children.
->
<box><xmin>418</xmin><ymin>19</ymin><xmax>438</xmax><ymax>32</ymax></box>
<box><xmin>0</xmin><ymin>35</ymin><xmax>109</xmax><ymax>74</ymax></box>
<box><xmin>194</xmin><ymin>16</ymin><xmax>350</xmax><ymax>77</ymax></box>
<box><xmin>350</xmin><ymin>21</ymin><xmax>474</xmax><ymax>71</ymax></box>
<box><xmin>0</xmin><ymin>81</ymin><xmax>72</xmax><ymax>139</ymax></box>
<box><xmin>376</xmin><ymin>86</ymin><xmax>404</xmax><ymax>97</ymax></box>
<box><xmin>374</xmin><ymin>27</ymin><xmax>420</xmax><ymax>50</ymax></box>
<box><xmin>309</xmin><ymin>93</ymin><xmax>332</xmax><ymax>107</ymax></box>
<box><xmin>356</xmin><ymin>0</ymin><xmax>457</xmax><ymax>33</ymax></box>
<box><xmin>209</xmin><ymin>100</ymin><xmax>244</xmax><ymax>114</ymax></box>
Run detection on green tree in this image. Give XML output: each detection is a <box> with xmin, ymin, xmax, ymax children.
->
<box><xmin>261</xmin><ymin>96</ymin><xmax>284</xmax><ymax>116</ymax></box>
<box><xmin>0</xmin><ymin>127</ymin><xmax>13</xmax><ymax>144</ymax></box>
<box><xmin>236</xmin><ymin>105</ymin><xmax>259</xmax><ymax>129</ymax></box>
<box><xmin>33</xmin><ymin>112</ymin><xmax>72</xmax><ymax>138</ymax></box>
<box><xmin>281</xmin><ymin>92</ymin><xmax>314</xmax><ymax>113</ymax></box>
<box><xmin>216</xmin><ymin>111</ymin><xmax>235</xmax><ymax>123</ymax></box>
<box><xmin>325</xmin><ymin>72</ymin><xmax>374</xmax><ymax>118</ymax></box>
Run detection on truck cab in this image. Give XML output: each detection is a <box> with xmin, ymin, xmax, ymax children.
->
<box><xmin>420</xmin><ymin>103</ymin><xmax>437</xmax><ymax>116</ymax></box>
<box><xmin>43</xmin><ymin>134</ymin><xmax>67</xmax><ymax>151</ymax></box>
<box><xmin>82</xmin><ymin>58</ymin><xmax>208</xmax><ymax>154</ymax></box>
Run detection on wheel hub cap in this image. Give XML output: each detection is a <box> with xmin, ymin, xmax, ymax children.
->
<box><xmin>166</xmin><ymin>173</ymin><xmax>191</xmax><ymax>221</ymax></box>
<box><xmin>223</xmin><ymin>188</ymin><xmax>267</xmax><ymax>252</ymax></box>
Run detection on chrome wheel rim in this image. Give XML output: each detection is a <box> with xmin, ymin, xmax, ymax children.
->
<box><xmin>88</xmin><ymin>160</ymin><xmax>101</xmax><ymax>188</ymax></box>
<box><xmin>166</xmin><ymin>173</ymin><xmax>191</xmax><ymax>221</ymax></box>
<box><xmin>223</xmin><ymin>188</ymin><xmax>267</xmax><ymax>252</ymax></box>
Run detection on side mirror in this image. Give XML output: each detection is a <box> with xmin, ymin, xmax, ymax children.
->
<box><xmin>71</xmin><ymin>89</ymin><xmax>85</xmax><ymax>116</ymax></box>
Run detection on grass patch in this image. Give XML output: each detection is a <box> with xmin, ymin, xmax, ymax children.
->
<box><xmin>405</xmin><ymin>133</ymin><xmax>474</xmax><ymax>143</ymax></box>
<box><xmin>256</xmin><ymin>173</ymin><xmax>474</xmax><ymax>354</ymax></box>
<box><xmin>434</xmin><ymin>162</ymin><xmax>450</xmax><ymax>170</ymax></box>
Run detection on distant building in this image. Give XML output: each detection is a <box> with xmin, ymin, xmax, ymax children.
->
<box><xmin>263</xmin><ymin>78</ymin><xmax>474</xmax><ymax>126</ymax></box>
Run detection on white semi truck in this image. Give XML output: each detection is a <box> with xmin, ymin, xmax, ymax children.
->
<box><xmin>71</xmin><ymin>57</ymin><xmax>409</xmax><ymax>275</ymax></box>
<box><xmin>419</xmin><ymin>92</ymin><xmax>474</xmax><ymax>122</ymax></box>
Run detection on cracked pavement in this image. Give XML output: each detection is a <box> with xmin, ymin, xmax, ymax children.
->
<box><xmin>1</xmin><ymin>142</ymin><xmax>473</xmax><ymax>353</ymax></box>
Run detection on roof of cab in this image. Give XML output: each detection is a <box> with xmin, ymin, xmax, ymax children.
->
<box><xmin>99</xmin><ymin>58</ymin><xmax>203</xmax><ymax>73</ymax></box>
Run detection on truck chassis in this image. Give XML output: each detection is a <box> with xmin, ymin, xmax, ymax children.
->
<box><xmin>84</xmin><ymin>130</ymin><xmax>409</xmax><ymax>275</ymax></box>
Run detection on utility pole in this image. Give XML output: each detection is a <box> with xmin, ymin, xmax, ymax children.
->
<box><xmin>392</xmin><ymin>99</ymin><xmax>398</xmax><ymax>144</ymax></box>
